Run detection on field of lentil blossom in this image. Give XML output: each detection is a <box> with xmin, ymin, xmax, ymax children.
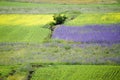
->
<box><xmin>52</xmin><ymin>24</ymin><xmax>120</xmax><ymax>44</ymax></box>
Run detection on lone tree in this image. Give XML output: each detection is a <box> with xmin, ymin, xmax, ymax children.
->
<box><xmin>48</xmin><ymin>14</ymin><xmax>67</xmax><ymax>31</ymax></box>
<box><xmin>53</xmin><ymin>14</ymin><xmax>67</xmax><ymax>25</ymax></box>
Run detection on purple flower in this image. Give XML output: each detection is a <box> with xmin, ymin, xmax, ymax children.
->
<box><xmin>52</xmin><ymin>24</ymin><xmax>120</xmax><ymax>45</ymax></box>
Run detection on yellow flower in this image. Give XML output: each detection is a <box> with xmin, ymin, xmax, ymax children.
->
<box><xmin>0</xmin><ymin>14</ymin><xmax>54</xmax><ymax>26</ymax></box>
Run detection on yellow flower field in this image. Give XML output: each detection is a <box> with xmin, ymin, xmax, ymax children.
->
<box><xmin>65</xmin><ymin>13</ymin><xmax>120</xmax><ymax>26</ymax></box>
<box><xmin>0</xmin><ymin>14</ymin><xmax>54</xmax><ymax>26</ymax></box>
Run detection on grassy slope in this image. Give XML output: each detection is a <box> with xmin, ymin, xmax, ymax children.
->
<box><xmin>32</xmin><ymin>65</ymin><xmax>120</xmax><ymax>80</ymax></box>
<box><xmin>65</xmin><ymin>13</ymin><xmax>120</xmax><ymax>26</ymax></box>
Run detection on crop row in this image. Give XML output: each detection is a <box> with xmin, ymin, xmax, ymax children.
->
<box><xmin>31</xmin><ymin>65</ymin><xmax>120</xmax><ymax>80</ymax></box>
<box><xmin>52</xmin><ymin>24</ymin><xmax>120</xmax><ymax>44</ymax></box>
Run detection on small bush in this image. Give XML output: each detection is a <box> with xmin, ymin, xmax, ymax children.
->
<box><xmin>44</xmin><ymin>14</ymin><xmax>67</xmax><ymax>32</ymax></box>
<box><xmin>43</xmin><ymin>14</ymin><xmax>67</xmax><ymax>33</ymax></box>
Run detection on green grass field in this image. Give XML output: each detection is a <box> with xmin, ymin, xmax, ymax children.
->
<box><xmin>65</xmin><ymin>13</ymin><xmax>120</xmax><ymax>26</ymax></box>
<box><xmin>31</xmin><ymin>65</ymin><xmax>120</xmax><ymax>80</ymax></box>
<box><xmin>0</xmin><ymin>26</ymin><xmax>51</xmax><ymax>43</ymax></box>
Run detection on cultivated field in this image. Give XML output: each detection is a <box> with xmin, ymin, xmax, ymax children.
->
<box><xmin>31</xmin><ymin>65</ymin><xmax>120</xmax><ymax>80</ymax></box>
<box><xmin>0</xmin><ymin>0</ymin><xmax>120</xmax><ymax>80</ymax></box>
<box><xmin>0</xmin><ymin>14</ymin><xmax>53</xmax><ymax>26</ymax></box>
<box><xmin>65</xmin><ymin>13</ymin><xmax>120</xmax><ymax>26</ymax></box>
<box><xmin>52</xmin><ymin>24</ymin><xmax>120</xmax><ymax>43</ymax></box>
<box><xmin>0</xmin><ymin>14</ymin><xmax>53</xmax><ymax>43</ymax></box>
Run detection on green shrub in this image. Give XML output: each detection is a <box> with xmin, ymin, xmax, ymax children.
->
<box><xmin>53</xmin><ymin>14</ymin><xmax>67</xmax><ymax>25</ymax></box>
<box><xmin>44</xmin><ymin>14</ymin><xmax>67</xmax><ymax>31</ymax></box>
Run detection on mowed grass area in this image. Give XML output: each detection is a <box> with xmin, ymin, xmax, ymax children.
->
<box><xmin>65</xmin><ymin>13</ymin><xmax>120</xmax><ymax>26</ymax></box>
<box><xmin>31</xmin><ymin>65</ymin><xmax>120</xmax><ymax>80</ymax></box>
<box><xmin>0</xmin><ymin>0</ymin><xmax>118</xmax><ymax>4</ymax></box>
<box><xmin>0</xmin><ymin>14</ymin><xmax>53</xmax><ymax>43</ymax></box>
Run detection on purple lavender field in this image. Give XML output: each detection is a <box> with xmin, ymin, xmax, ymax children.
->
<box><xmin>52</xmin><ymin>24</ymin><xmax>120</xmax><ymax>45</ymax></box>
